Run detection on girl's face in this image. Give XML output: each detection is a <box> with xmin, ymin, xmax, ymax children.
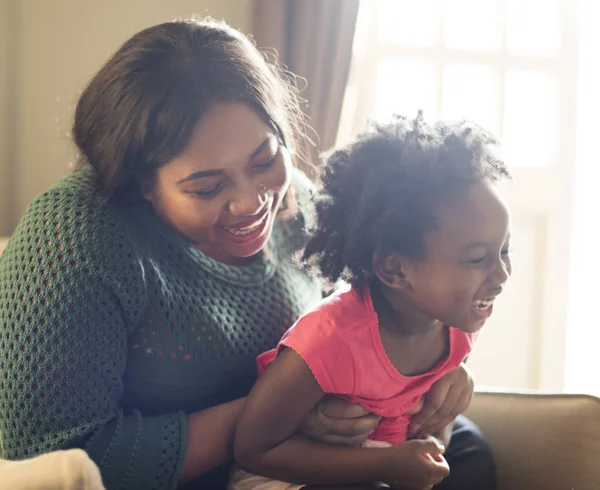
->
<box><xmin>391</xmin><ymin>179</ymin><xmax>512</xmax><ymax>334</ymax></box>
<box><xmin>142</xmin><ymin>102</ymin><xmax>292</xmax><ymax>265</ymax></box>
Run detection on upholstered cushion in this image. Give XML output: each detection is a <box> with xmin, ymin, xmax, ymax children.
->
<box><xmin>467</xmin><ymin>390</ymin><xmax>600</xmax><ymax>490</ymax></box>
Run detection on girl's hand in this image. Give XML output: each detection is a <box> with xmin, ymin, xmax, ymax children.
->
<box><xmin>380</xmin><ymin>439</ymin><xmax>449</xmax><ymax>489</ymax></box>
<box><xmin>408</xmin><ymin>363</ymin><xmax>474</xmax><ymax>438</ymax></box>
<box><xmin>299</xmin><ymin>395</ymin><xmax>381</xmax><ymax>446</ymax></box>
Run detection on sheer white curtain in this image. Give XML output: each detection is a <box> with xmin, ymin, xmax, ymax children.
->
<box><xmin>339</xmin><ymin>0</ymin><xmax>598</xmax><ymax>392</ymax></box>
<box><xmin>565</xmin><ymin>0</ymin><xmax>600</xmax><ymax>394</ymax></box>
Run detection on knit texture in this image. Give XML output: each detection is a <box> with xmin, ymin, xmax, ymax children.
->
<box><xmin>0</xmin><ymin>167</ymin><xmax>321</xmax><ymax>490</ymax></box>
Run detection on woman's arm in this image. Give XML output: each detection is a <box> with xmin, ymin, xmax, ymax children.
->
<box><xmin>234</xmin><ymin>348</ymin><xmax>448</xmax><ymax>487</ymax></box>
<box><xmin>234</xmin><ymin>347</ymin><xmax>382</xmax><ymax>485</ymax></box>
<box><xmin>0</xmin><ymin>191</ymin><xmax>214</xmax><ymax>490</ymax></box>
<box><xmin>179</xmin><ymin>397</ymin><xmax>245</xmax><ymax>486</ymax></box>
<box><xmin>0</xmin><ymin>255</ymin><xmax>189</xmax><ymax>490</ymax></box>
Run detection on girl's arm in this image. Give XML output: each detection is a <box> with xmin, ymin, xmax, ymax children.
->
<box><xmin>233</xmin><ymin>348</ymin><xmax>447</xmax><ymax>487</ymax></box>
<box><xmin>234</xmin><ymin>348</ymin><xmax>384</xmax><ymax>485</ymax></box>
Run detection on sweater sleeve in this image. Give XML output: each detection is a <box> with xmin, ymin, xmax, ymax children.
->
<box><xmin>0</xmin><ymin>179</ymin><xmax>187</xmax><ymax>490</ymax></box>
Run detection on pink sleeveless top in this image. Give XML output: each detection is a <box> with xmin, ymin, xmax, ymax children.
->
<box><xmin>258</xmin><ymin>284</ymin><xmax>476</xmax><ymax>444</ymax></box>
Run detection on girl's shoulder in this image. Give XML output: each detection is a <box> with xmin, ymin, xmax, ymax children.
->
<box><xmin>289</xmin><ymin>285</ymin><xmax>373</xmax><ymax>340</ymax></box>
<box><xmin>265</xmin><ymin>286</ymin><xmax>371</xmax><ymax>395</ymax></box>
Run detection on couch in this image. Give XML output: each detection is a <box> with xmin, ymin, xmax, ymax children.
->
<box><xmin>466</xmin><ymin>390</ymin><xmax>600</xmax><ymax>490</ymax></box>
<box><xmin>1</xmin><ymin>237</ymin><xmax>599</xmax><ymax>489</ymax></box>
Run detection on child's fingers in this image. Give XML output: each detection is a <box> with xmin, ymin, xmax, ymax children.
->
<box><xmin>423</xmin><ymin>453</ymin><xmax>450</xmax><ymax>481</ymax></box>
<box><xmin>415</xmin><ymin>440</ymin><xmax>450</xmax><ymax>479</ymax></box>
<box><xmin>413</xmin><ymin>438</ymin><xmax>445</xmax><ymax>456</ymax></box>
<box><xmin>433</xmin><ymin>452</ymin><xmax>445</xmax><ymax>463</ymax></box>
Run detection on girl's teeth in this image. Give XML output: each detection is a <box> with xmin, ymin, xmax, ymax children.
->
<box><xmin>473</xmin><ymin>299</ymin><xmax>493</xmax><ymax>311</ymax></box>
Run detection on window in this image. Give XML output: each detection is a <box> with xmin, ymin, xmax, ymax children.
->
<box><xmin>339</xmin><ymin>0</ymin><xmax>584</xmax><ymax>391</ymax></box>
<box><xmin>340</xmin><ymin>0</ymin><xmax>571</xmax><ymax>169</ymax></box>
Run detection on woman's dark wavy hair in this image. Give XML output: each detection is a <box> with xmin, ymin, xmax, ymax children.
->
<box><xmin>302</xmin><ymin>112</ymin><xmax>510</xmax><ymax>286</ymax></box>
<box><xmin>72</xmin><ymin>17</ymin><xmax>310</xmax><ymax>214</ymax></box>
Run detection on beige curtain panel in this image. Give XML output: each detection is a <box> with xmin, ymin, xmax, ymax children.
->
<box><xmin>252</xmin><ymin>0</ymin><xmax>359</xmax><ymax>172</ymax></box>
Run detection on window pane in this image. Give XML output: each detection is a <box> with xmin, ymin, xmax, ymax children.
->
<box><xmin>442</xmin><ymin>64</ymin><xmax>500</xmax><ymax>134</ymax></box>
<box><xmin>444</xmin><ymin>0</ymin><xmax>503</xmax><ymax>52</ymax></box>
<box><xmin>378</xmin><ymin>0</ymin><xmax>439</xmax><ymax>46</ymax></box>
<box><xmin>503</xmin><ymin>70</ymin><xmax>558</xmax><ymax>167</ymax></box>
<box><xmin>375</xmin><ymin>60</ymin><xmax>438</xmax><ymax>121</ymax></box>
<box><xmin>352</xmin><ymin>0</ymin><xmax>373</xmax><ymax>57</ymax></box>
<box><xmin>507</xmin><ymin>0</ymin><xmax>561</xmax><ymax>57</ymax></box>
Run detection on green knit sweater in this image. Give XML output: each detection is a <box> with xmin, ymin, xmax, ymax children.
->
<box><xmin>0</xmin><ymin>168</ymin><xmax>322</xmax><ymax>490</ymax></box>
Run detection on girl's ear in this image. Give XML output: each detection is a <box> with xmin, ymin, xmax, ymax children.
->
<box><xmin>372</xmin><ymin>250</ymin><xmax>412</xmax><ymax>291</ymax></box>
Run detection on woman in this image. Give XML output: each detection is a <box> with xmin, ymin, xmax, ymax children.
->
<box><xmin>0</xmin><ymin>18</ymin><xmax>494</xmax><ymax>490</ymax></box>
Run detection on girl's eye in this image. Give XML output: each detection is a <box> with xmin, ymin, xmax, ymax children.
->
<box><xmin>190</xmin><ymin>182</ymin><xmax>225</xmax><ymax>198</ymax></box>
<box><xmin>466</xmin><ymin>256</ymin><xmax>487</xmax><ymax>265</ymax></box>
<box><xmin>501</xmin><ymin>247</ymin><xmax>512</xmax><ymax>256</ymax></box>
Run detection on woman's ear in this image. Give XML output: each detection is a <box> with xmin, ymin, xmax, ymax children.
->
<box><xmin>372</xmin><ymin>251</ymin><xmax>411</xmax><ymax>291</ymax></box>
<box><xmin>135</xmin><ymin>172</ymin><xmax>154</xmax><ymax>202</ymax></box>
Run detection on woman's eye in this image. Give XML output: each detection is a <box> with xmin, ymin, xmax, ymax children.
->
<box><xmin>501</xmin><ymin>247</ymin><xmax>512</xmax><ymax>256</ymax></box>
<box><xmin>190</xmin><ymin>183</ymin><xmax>225</xmax><ymax>198</ymax></box>
<box><xmin>253</xmin><ymin>157</ymin><xmax>277</xmax><ymax>172</ymax></box>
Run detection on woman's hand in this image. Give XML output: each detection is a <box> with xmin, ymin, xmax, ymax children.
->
<box><xmin>298</xmin><ymin>395</ymin><xmax>381</xmax><ymax>446</ymax></box>
<box><xmin>408</xmin><ymin>363</ymin><xmax>475</xmax><ymax>438</ymax></box>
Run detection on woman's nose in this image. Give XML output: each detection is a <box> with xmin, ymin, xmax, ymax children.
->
<box><xmin>228</xmin><ymin>183</ymin><xmax>267</xmax><ymax>217</ymax></box>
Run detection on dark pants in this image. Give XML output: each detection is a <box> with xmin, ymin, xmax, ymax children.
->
<box><xmin>434</xmin><ymin>415</ymin><xmax>497</xmax><ymax>490</ymax></box>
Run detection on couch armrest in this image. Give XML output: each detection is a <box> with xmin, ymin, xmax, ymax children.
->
<box><xmin>465</xmin><ymin>390</ymin><xmax>600</xmax><ymax>490</ymax></box>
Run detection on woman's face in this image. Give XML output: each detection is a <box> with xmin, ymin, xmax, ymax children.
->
<box><xmin>142</xmin><ymin>102</ymin><xmax>292</xmax><ymax>265</ymax></box>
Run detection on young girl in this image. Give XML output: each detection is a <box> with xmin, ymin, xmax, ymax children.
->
<box><xmin>230</xmin><ymin>113</ymin><xmax>512</xmax><ymax>489</ymax></box>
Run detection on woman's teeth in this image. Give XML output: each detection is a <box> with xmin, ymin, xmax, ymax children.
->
<box><xmin>473</xmin><ymin>299</ymin><xmax>494</xmax><ymax>311</ymax></box>
<box><xmin>223</xmin><ymin>214</ymin><xmax>267</xmax><ymax>236</ymax></box>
